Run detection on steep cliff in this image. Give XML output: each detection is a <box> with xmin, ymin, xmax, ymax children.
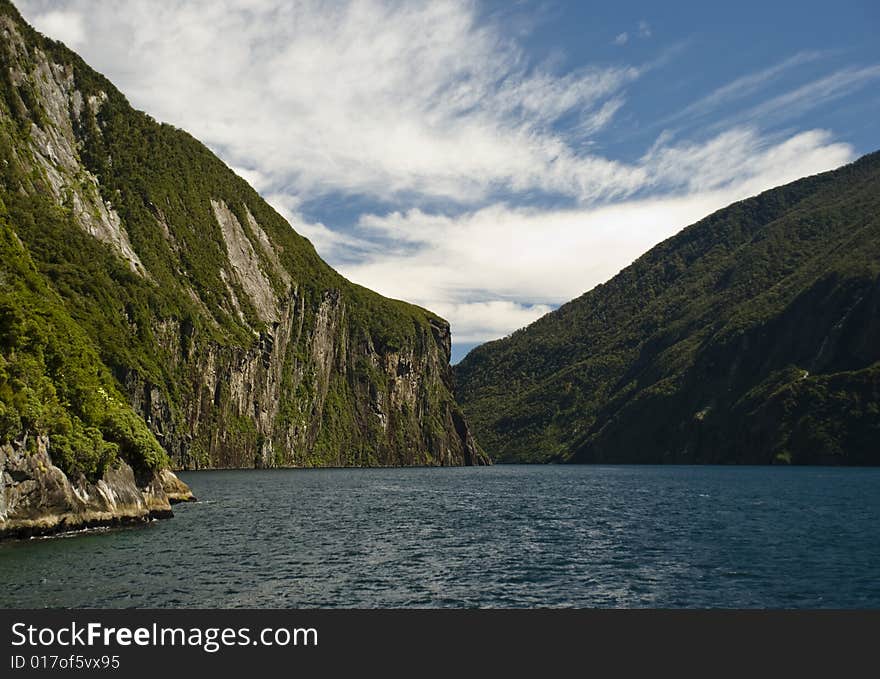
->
<box><xmin>455</xmin><ymin>152</ymin><xmax>880</xmax><ymax>464</ymax></box>
<box><xmin>0</xmin><ymin>0</ymin><xmax>483</xmax><ymax>537</ymax></box>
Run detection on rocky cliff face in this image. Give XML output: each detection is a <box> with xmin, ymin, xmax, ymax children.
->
<box><xmin>122</xmin><ymin>288</ymin><xmax>483</xmax><ymax>469</ymax></box>
<box><xmin>0</xmin><ymin>1</ymin><xmax>483</xmax><ymax>538</ymax></box>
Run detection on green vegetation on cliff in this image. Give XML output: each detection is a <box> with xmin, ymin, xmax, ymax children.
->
<box><xmin>0</xmin><ymin>0</ymin><xmax>482</xmax><ymax>475</ymax></box>
<box><xmin>0</xmin><ymin>210</ymin><xmax>167</xmax><ymax>479</ymax></box>
<box><xmin>455</xmin><ymin>152</ymin><xmax>880</xmax><ymax>464</ymax></box>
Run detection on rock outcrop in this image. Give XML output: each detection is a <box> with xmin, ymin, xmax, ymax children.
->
<box><xmin>0</xmin><ymin>436</ymin><xmax>193</xmax><ymax>539</ymax></box>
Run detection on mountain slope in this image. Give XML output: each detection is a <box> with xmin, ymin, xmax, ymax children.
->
<box><xmin>455</xmin><ymin>151</ymin><xmax>880</xmax><ymax>464</ymax></box>
<box><xmin>0</xmin><ymin>0</ymin><xmax>483</xmax><ymax>521</ymax></box>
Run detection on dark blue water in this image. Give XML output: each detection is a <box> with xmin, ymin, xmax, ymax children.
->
<box><xmin>1</xmin><ymin>465</ymin><xmax>879</xmax><ymax>608</ymax></box>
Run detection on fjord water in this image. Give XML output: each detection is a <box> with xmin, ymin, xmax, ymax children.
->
<box><xmin>2</xmin><ymin>466</ymin><xmax>879</xmax><ymax>608</ymax></box>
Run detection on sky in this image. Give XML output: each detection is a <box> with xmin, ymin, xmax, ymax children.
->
<box><xmin>17</xmin><ymin>0</ymin><xmax>880</xmax><ymax>363</ymax></box>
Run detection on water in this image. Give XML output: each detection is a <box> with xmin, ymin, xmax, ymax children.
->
<box><xmin>1</xmin><ymin>465</ymin><xmax>879</xmax><ymax>608</ymax></box>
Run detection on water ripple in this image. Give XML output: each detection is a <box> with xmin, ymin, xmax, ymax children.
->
<box><xmin>2</xmin><ymin>465</ymin><xmax>880</xmax><ymax>608</ymax></box>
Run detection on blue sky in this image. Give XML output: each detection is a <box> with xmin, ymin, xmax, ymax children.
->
<box><xmin>18</xmin><ymin>0</ymin><xmax>880</xmax><ymax>362</ymax></box>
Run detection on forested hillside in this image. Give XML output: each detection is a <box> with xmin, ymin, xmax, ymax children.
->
<box><xmin>456</xmin><ymin>152</ymin><xmax>880</xmax><ymax>464</ymax></box>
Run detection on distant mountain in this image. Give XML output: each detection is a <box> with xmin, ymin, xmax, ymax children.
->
<box><xmin>455</xmin><ymin>151</ymin><xmax>880</xmax><ymax>464</ymax></box>
<box><xmin>0</xmin><ymin>1</ymin><xmax>483</xmax><ymax>537</ymax></box>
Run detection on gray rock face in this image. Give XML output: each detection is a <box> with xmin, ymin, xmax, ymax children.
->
<box><xmin>0</xmin><ymin>436</ymin><xmax>193</xmax><ymax>540</ymax></box>
<box><xmin>1</xmin><ymin>15</ymin><xmax>146</xmax><ymax>276</ymax></box>
<box><xmin>123</xmin><ymin>290</ymin><xmax>486</xmax><ymax>469</ymax></box>
<box><xmin>211</xmin><ymin>198</ymin><xmax>281</xmax><ymax>324</ymax></box>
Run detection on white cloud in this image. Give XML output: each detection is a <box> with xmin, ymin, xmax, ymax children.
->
<box><xmin>17</xmin><ymin>0</ymin><xmax>642</xmax><ymax>205</ymax></box>
<box><xmin>614</xmin><ymin>32</ymin><xmax>629</xmax><ymax>46</ymax></box>
<box><xmin>639</xmin><ymin>127</ymin><xmax>848</xmax><ymax>194</ymax></box>
<box><xmin>27</xmin><ymin>9</ymin><xmax>85</xmax><ymax>48</ymax></box>
<box><xmin>638</xmin><ymin>20</ymin><xmax>652</xmax><ymax>38</ymax></box>
<box><xmin>425</xmin><ymin>301</ymin><xmax>554</xmax><ymax>344</ymax></box>
<box><xmin>339</xmin><ymin>129</ymin><xmax>853</xmax><ymax>342</ymax></box>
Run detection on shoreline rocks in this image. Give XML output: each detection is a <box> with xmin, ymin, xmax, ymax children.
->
<box><xmin>158</xmin><ymin>468</ymin><xmax>197</xmax><ymax>504</ymax></box>
<box><xmin>0</xmin><ymin>436</ymin><xmax>195</xmax><ymax>541</ymax></box>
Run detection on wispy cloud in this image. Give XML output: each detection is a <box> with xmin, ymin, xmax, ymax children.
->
<box><xmin>340</xmin><ymin>130</ymin><xmax>852</xmax><ymax>342</ymax></box>
<box><xmin>639</xmin><ymin>127</ymin><xmax>850</xmax><ymax>194</ymax></box>
<box><xmin>20</xmin><ymin>0</ymin><xmax>644</xmax><ymax>205</ymax></box>
<box><xmin>733</xmin><ymin>65</ymin><xmax>880</xmax><ymax>126</ymax></box>
<box><xmin>666</xmin><ymin>51</ymin><xmax>827</xmax><ymax>125</ymax></box>
<box><xmin>613</xmin><ymin>20</ymin><xmax>651</xmax><ymax>47</ymax></box>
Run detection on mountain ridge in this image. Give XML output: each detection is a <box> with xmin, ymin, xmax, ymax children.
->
<box><xmin>455</xmin><ymin>151</ymin><xmax>880</xmax><ymax>464</ymax></box>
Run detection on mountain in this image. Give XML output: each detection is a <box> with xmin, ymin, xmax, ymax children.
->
<box><xmin>455</xmin><ymin>152</ymin><xmax>880</xmax><ymax>465</ymax></box>
<box><xmin>0</xmin><ymin>2</ymin><xmax>483</xmax><ymax>537</ymax></box>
